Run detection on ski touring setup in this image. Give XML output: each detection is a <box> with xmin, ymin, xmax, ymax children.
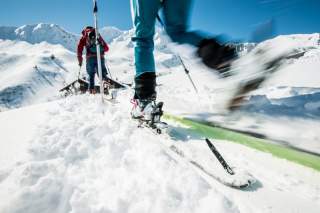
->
<box><xmin>59</xmin><ymin>72</ymin><xmax>126</xmax><ymax>97</ymax></box>
<box><xmin>55</xmin><ymin>3</ymin><xmax>312</xmax><ymax>191</ymax></box>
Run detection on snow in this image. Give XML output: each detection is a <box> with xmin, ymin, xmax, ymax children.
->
<box><xmin>100</xmin><ymin>26</ymin><xmax>124</xmax><ymax>43</ymax></box>
<box><xmin>0</xmin><ymin>39</ymin><xmax>78</xmax><ymax>109</ymax></box>
<box><xmin>0</xmin><ymin>23</ymin><xmax>320</xmax><ymax>212</ymax></box>
<box><xmin>0</xmin><ymin>94</ymin><xmax>319</xmax><ymax>213</ymax></box>
<box><xmin>0</xmin><ymin>95</ymin><xmax>240</xmax><ymax>213</ymax></box>
<box><xmin>0</xmin><ymin>104</ymin><xmax>47</xmax><ymax>167</ymax></box>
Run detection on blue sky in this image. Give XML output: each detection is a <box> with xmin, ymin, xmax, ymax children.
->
<box><xmin>1</xmin><ymin>0</ymin><xmax>319</xmax><ymax>41</ymax></box>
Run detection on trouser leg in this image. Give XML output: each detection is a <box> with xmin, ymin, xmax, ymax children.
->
<box><xmin>86</xmin><ymin>58</ymin><xmax>96</xmax><ymax>90</ymax></box>
<box><xmin>98</xmin><ymin>58</ymin><xmax>108</xmax><ymax>80</ymax></box>
<box><xmin>162</xmin><ymin>0</ymin><xmax>204</xmax><ymax>46</ymax></box>
<box><xmin>130</xmin><ymin>0</ymin><xmax>161</xmax><ymax>76</ymax></box>
<box><xmin>130</xmin><ymin>0</ymin><xmax>161</xmax><ymax>100</ymax></box>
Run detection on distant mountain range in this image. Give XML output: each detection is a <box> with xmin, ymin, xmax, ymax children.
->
<box><xmin>0</xmin><ymin>23</ymin><xmax>123</xmax><ymax>52</ymax></box>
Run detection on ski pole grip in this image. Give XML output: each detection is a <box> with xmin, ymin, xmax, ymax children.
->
<box><xmin>93</xmin><ymin>0</ymin><xmax>98</xmax><ymax>13</ymax></box>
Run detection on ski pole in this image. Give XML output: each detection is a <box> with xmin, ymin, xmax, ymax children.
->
<box><xmin>105</xmin><ymin>59</ymin><xmax>113</xmax><ymax>80</ymax></box>
<box><xmin>205</xmin><ymin>138</ymin><xmax>235</xmax><ymax>175</ymax></box>
<box><xmin>93</xmin><ymin>0</ymin><xmax>104</xmax><ymax>102</ymax></box>
<box><xmin>177</xmin><ymin>55</ymin><xmax>198</xmax><ymax>93</ymax></box>
<box><xmin>77</xmin><ymin>65</ymin><xmax>82</xmax><ymax>80</ymax></box>
<box><xmin>156</xmin><ymin>15</ymin><xmax>198</xmax><ymax>94</ymax></box>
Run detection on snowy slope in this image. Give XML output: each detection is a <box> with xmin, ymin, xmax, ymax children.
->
<box><xmin>1</xmin><ymin>26</ymin><xmax>319</xmax><ymax>149</ymax></box>
<box><xmin>0</xmin><ymin>24</ymin><xmax>320</xmax><ymax>212</ymax></box>
<box><xmin>0</xmin><ymin>94</ymin><xmax>319</xmax><ymax>213</ymax></box>
<box><xmin>0</xmin><ymin>95</ymin><xmax>240</xmax><ymax>213</ymax></box>
<box><xmin>0</xmin><ymin>39</ymin><xmax>78</xmax><ymax>110</ymax></box>
<box><xmin>0</xmin><ymin>24</ymin><xmax>124</xmax><ymax>52</ymax></box>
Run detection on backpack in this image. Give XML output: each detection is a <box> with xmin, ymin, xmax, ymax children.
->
<box><xmin>82</xmin><ymin>26</ymin><xmax>103</xmax><ymax>54</ymax></box>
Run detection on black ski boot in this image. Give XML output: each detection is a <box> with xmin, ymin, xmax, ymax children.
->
<box><xmin>131</xmin><ymin>72</ymin><xmax>157</xmax><ymax>121</ymax></box>
<box><xmin>197</xmin><ymin>38</ymin><xmax>237</xmax><ymax>77</ymax></box>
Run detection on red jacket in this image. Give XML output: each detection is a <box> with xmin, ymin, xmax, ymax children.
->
<box><xmin>77</xmin><ymin>27</ymin><xmax>109</xmax><ymax>64</ymax></box>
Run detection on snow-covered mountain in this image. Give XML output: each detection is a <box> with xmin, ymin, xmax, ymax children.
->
<box><xmin>0</xmin><ymin>24</ymin><xmax>319</xmax><ymax>111</ymax></box>
<box><xmin>100</xmin><ymin>26</ymin><xmax>124</xmax><ymax>43</ymax></box>
<box><xmin>0</xmin><ymin>24</ymin><xmax>79</xmax><ymax>51</ymax></box>
<box><xmin>0</xmin><ymin>24</ymin><xmax>319</xmax><ymax>117</ymax></box>
<box><xmin>0</xmin><ymin>23</ymin><xmax>125</xmax><ymax>52</ymax></box>
<box><xmin>0</xmin><ymin>39</ymin><xmax>77</xmax><ymax>110</ymax></box>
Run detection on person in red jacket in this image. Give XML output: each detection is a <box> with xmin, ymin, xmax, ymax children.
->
<box><xmin>77</xmin><ymin>26</ymin><xmax>109</xmax><ymax>94</ymax></box>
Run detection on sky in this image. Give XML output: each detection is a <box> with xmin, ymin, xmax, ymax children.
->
<box><xmin>1</xmin><ymin>0</ymin><xmax>319</xmax><ymax>41</ymax></box>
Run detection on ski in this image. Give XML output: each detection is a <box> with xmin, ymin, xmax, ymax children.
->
<box><xmin>136</xmin><ymin>112</ymin><xmax>255</xmax><ymax>188</ymax></box>
<box><xmin>168</xmin><ymin>139</ymin><xmax>254</xmax><ymax>189</ymax></box>
<box><xmin>227</xmin><ymin>50</ymin><xmax>306</xmax><ymax>111</ymax></box>
<box><xmin>205</xmin><ymin>138</ymin><xmax>235</xmax><ymax>175</ymax></box>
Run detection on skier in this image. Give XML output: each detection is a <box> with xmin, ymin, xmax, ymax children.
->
<box><xmin>77</xmin><ymin>26</ymin><xmax>109</xmax><ymax>94</ymax></box>
<box><xmin>130</xmin><ymin>0</ymin><xmax>236</xmax><ymax>120</ymax></box>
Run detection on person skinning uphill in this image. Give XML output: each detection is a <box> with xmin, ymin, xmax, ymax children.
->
<box><xmin>130</xmin><ymin>0</ymin><xmax>237</xmax><ymax>120</ymax></box>
<box><xmin>77</xmin><ymin>26</ymin><xmax>110</xmax><ymax>94</ymax></box>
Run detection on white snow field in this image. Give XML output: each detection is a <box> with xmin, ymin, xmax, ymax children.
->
<box><xmin>0</xmin><ymin>24</ymin><xmax>319</xmax><ymax>212</ymax></box>
<box><xmin>0</xmin><ymin>94</ymin><xmax>319</xmax><ymax>213</ymax></box>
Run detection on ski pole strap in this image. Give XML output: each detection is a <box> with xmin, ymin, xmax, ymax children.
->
<box><xmin>156</xmin><ymin>13</ymin><xmax>198</xmax><ymax>93</ymax></box>
<box><xmin>205</xmin><ymin>138</ymin><xmax>235</xmax><ymax>175</ymax></box>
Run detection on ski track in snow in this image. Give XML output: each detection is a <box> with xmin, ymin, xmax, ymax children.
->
<box><xmin>0</xmin><ymin>95</ymin><xmax>239</xmax><ymax>213</ymax></box>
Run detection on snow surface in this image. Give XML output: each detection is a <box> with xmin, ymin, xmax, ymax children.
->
<box><xmin>0</xmin><ymin>39</ymin><xmax>78</xmax><ymax>110</ymax></box>
<box><xmin>0</xmin><ymin>24</ymin><xmax>320</xmax><ymax>212</ymax></box>
<box><xmin>0</xmin><ymin>94</ymin><xmax>319</xmax><ymax>213</ymax></box>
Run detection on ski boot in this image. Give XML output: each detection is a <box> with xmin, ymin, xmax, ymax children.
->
<box><xmin>197</xmin><ymin>38</ymin><xmax>237</xmax><ymax>77</ymax></box>
<box><xmin>131</xmin><ymin>99</ymin><xmax>167</xmax><ymax>134</ymax></box>
<box><xmin>131</xmin><ymin>99</ymin><xmax>154</xmax><ymax>121</ymax></box>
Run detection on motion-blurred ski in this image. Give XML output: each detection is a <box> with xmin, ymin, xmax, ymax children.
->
<box><xmin>138</xmin><ymin>114</ymin><xmax>255</xmax><ymax>188</ymax></box>
<box><xmin>227</xmin><ymin>50</ymin><xmax>305</xmax><ymax>111</ymax></box>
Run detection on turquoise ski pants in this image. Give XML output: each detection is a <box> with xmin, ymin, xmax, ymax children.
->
<box><xmin>130</xmin><ymin>0</ymin><xmax>205</xmax><ymax>76</ymax></box>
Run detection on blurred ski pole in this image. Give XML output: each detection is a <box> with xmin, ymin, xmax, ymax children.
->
<box><xmin>156</xmin><ymin>14</ymin><xmax>199</xmax><ymax>94</ymax></box>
